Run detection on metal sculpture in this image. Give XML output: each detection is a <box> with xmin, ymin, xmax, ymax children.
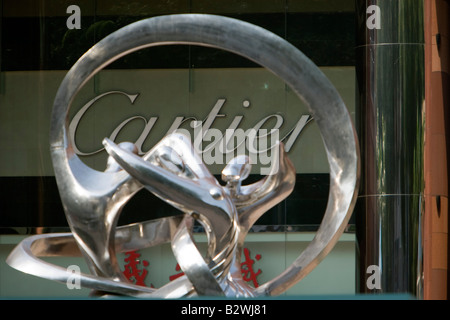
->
<box><xmin>7</xmin><ymin>14</ymin><xmax>359</xmax><ymax>297</ymax></box>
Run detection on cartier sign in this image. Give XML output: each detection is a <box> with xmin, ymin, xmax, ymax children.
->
<box><xmin>69</xmin><ymin>90</ymin><xmax>313</xmax><ymax>162</ymax></box>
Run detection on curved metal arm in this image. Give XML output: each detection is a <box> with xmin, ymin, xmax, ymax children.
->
<box><xmin>6</xmin><ymin>217</ymin><xmax>183</xmax><ymax>297</ymax></box>
<box><xmin>103</xmin><ymin>136</ymin><xmax>238</xmax><ymax>259</ymax></box>
<box><xmin>7</xmin><ymin>13</ymin><xmax>360</xmax><ymax>297</ymax></box>
<box><xmin>224</xmin><ymin>142</ymin><xmax>296</xmax><ymax>232</ymax></box>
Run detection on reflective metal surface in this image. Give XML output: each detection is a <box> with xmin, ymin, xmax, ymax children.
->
<box><xmin>7</xmin><ymin>14</ymin><xmax>359</xmax><ymax>297</ymax></box>
<box><xmin>355</xmin><ymin>1</ymin><xmax>425</xmax><ymax>296</ymax></box>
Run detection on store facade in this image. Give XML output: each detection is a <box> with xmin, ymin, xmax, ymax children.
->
<box><xmin>0</xmin><ymin>0</ymin><xmax>448</xmax><ymax>299</ymax></box>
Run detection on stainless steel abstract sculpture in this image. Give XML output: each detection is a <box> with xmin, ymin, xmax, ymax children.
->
<box><xmin>7</xmin><ymin>14</ymin><xmax>360</xmax><ymax>297</ymax></box>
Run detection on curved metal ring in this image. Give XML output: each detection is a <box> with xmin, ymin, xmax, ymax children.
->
<box><xmin>49</xmin><ymin>14</ymin><xmax>359</xmax><ymax>296</ymax></box>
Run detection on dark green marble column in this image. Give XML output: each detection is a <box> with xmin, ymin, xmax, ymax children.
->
<box><xmin>355</xmin><ymin>1</ymin><xmax>425</xmax><ymax>296</ymax></box>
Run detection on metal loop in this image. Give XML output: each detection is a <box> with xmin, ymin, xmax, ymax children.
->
<box><xmin>8</xmin><ymin>14</ymin><xmax>359</xmax><ymax>297</ymax></box>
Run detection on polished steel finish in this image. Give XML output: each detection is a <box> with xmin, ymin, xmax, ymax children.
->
<box><xmin>7</xmin><ymin>14</ymin><xmax>359</xmax><ymax>297</ymax></box>
<box><xmin>355</xmin><ymin>1</ymin><xmax>425</xmax><ymax>296</ymax></box>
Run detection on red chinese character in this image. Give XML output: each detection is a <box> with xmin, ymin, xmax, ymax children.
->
<box><xmin>169</xmin><ymin>263</ymin><xmax>185</xmax><ymax>281</ymax></box>
<box><xmin>241</xmin><ymin>248</ymin><xmax>262</xmax><ymax>288</ymax></box>
<box><xmin>122</xmin><ymin>250</ymin><xmax>149</xmax><ymax>286</ymax></box>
